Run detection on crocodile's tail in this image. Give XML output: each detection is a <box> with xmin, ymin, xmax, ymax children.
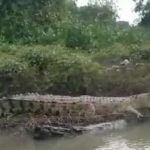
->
<box><xmin>0</xmin><ymin>93</ymin><xmax>95</xmax><ymax>118</ymax></box>
<box><xmin>0</xmin><ymin>95</ymin><xmax>39</xmax><ymax>116</ymax></box>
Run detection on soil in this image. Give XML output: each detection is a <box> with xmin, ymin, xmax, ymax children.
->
<box><xmin>0</xmin><ymin>112</ymin><xmax>149</xmax><ymax>140</ymax></box>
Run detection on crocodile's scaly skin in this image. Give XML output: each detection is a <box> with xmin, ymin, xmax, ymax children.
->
<box><xmin>0</xmin><ymin>92</ymin><xmax>150</xmax><ymax>118</ymax></box>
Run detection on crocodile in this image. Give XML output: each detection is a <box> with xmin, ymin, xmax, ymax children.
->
<box><xmin>0</xmin><ymin>92</ymin><xmax>150</xmax><ymax>121</ymax></box>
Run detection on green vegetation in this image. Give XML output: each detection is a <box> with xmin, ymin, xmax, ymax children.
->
<box><xmin>0</xmin><ymin>0</ymin><xmax>150</xmax><ymax>97</ymax></box>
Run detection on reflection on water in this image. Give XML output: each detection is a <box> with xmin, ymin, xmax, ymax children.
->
<box><xmin>1</xmin><ymin>121</ymin><xmax>150</xmax><ymax>150</ymax></box>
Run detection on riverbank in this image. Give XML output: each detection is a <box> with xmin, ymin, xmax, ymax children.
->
<box><xmin>0</xmin><ymin>115</ymin><xmax>132</xmax><ymax>140</ymax></box>
<box><xmin>1</xmin><ymin>120</ymin><xmax>150</xmax><ymax>150</ymax></box>
<box><xmin>0</xmin><ymin>110</ymin><xmax>149</xmax><ymax>140</ymax></box>
<box><xmin>0</xmin><ymin>117</ymin><xmax>129</xmax><ymax>140</ymax></box>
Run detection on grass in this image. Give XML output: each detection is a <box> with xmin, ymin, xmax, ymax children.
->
<box><xmin>0</xmin><ymin>41</ymin><xmax>150</xmax><ymax>97</ymax></box>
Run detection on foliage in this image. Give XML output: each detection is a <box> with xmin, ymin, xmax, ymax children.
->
<box><xmin>0</xmin><ymin>0</ymin><xmax>150</xmax><ymax>96</ymax></box>
<box><xmin>0</xmin><ymin>46</ymin><xmax>104</xmax><ymax>95</ymax></box>
<box><xmin>133</xmin><ymin>0</ymin><xmax>150</xmax><ymax>27</ymax></box>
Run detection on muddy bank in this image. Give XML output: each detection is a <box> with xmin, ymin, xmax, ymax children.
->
<box><xmin>30</xmin><ymin>116</ymin><xmax>150</xmax><ymax>140</ymax></box>
<box><xmin>0</xmin><ymin>113</ymin><xmax>149</xmax><ymax>140</ymax></box>
<box><xmin>0</xmin><ymin>118</ymin><xmax>128</xmax><ymax>140</ymax></box>
<box><xmin>32</xmin><ymin>120</ymin><xmax>128</xmax><ymax>140</ymax></box>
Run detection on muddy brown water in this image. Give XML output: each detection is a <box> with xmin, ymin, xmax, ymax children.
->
<box><xmin>0</xmin><ymin>121</ymin><xmax>150</xmax><ymax>150</ymax></box>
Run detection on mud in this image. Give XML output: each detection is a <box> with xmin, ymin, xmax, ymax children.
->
<box><xmin>0</xmin><ymin>112</ymin><xmax>149</xmax><ymax>140</ymax></box>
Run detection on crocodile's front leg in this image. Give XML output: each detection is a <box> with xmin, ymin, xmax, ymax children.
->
<box><xmin>126</xmin><ymin>106</ymin><xmax>144</xmax><ymax>118</ymax></box>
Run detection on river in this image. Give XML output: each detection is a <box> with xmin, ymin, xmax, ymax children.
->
<box><xmin>0</xmin><ymin>121</ymin><xmax>150</xmax><ymax>150</ymax></box>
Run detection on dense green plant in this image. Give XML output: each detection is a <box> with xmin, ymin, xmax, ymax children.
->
<box><xmin>0</xmin><ymin>0</ymin><xmax>150</xmax><ymax>96</ymax></box>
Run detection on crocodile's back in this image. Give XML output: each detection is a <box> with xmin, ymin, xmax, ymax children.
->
<box><xmin>0</xmin><ymin>93</ymin><xmax>129</xmax><ymax>117</ymax></box>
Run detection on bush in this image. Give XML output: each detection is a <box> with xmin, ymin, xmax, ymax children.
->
<box><xmin>0</xmin><ymin>46</ymin><xmax>103</xmax><ymax>96</ymax></box>
<box><xmin>0</xmin><ymin>44</ymin><xmax>150</xmax><ymax>96</ymax></box>
<box><xmin>1</xmin><ymin>1</ymin><xmax>150</xmax><ymax>97</ymax></box>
